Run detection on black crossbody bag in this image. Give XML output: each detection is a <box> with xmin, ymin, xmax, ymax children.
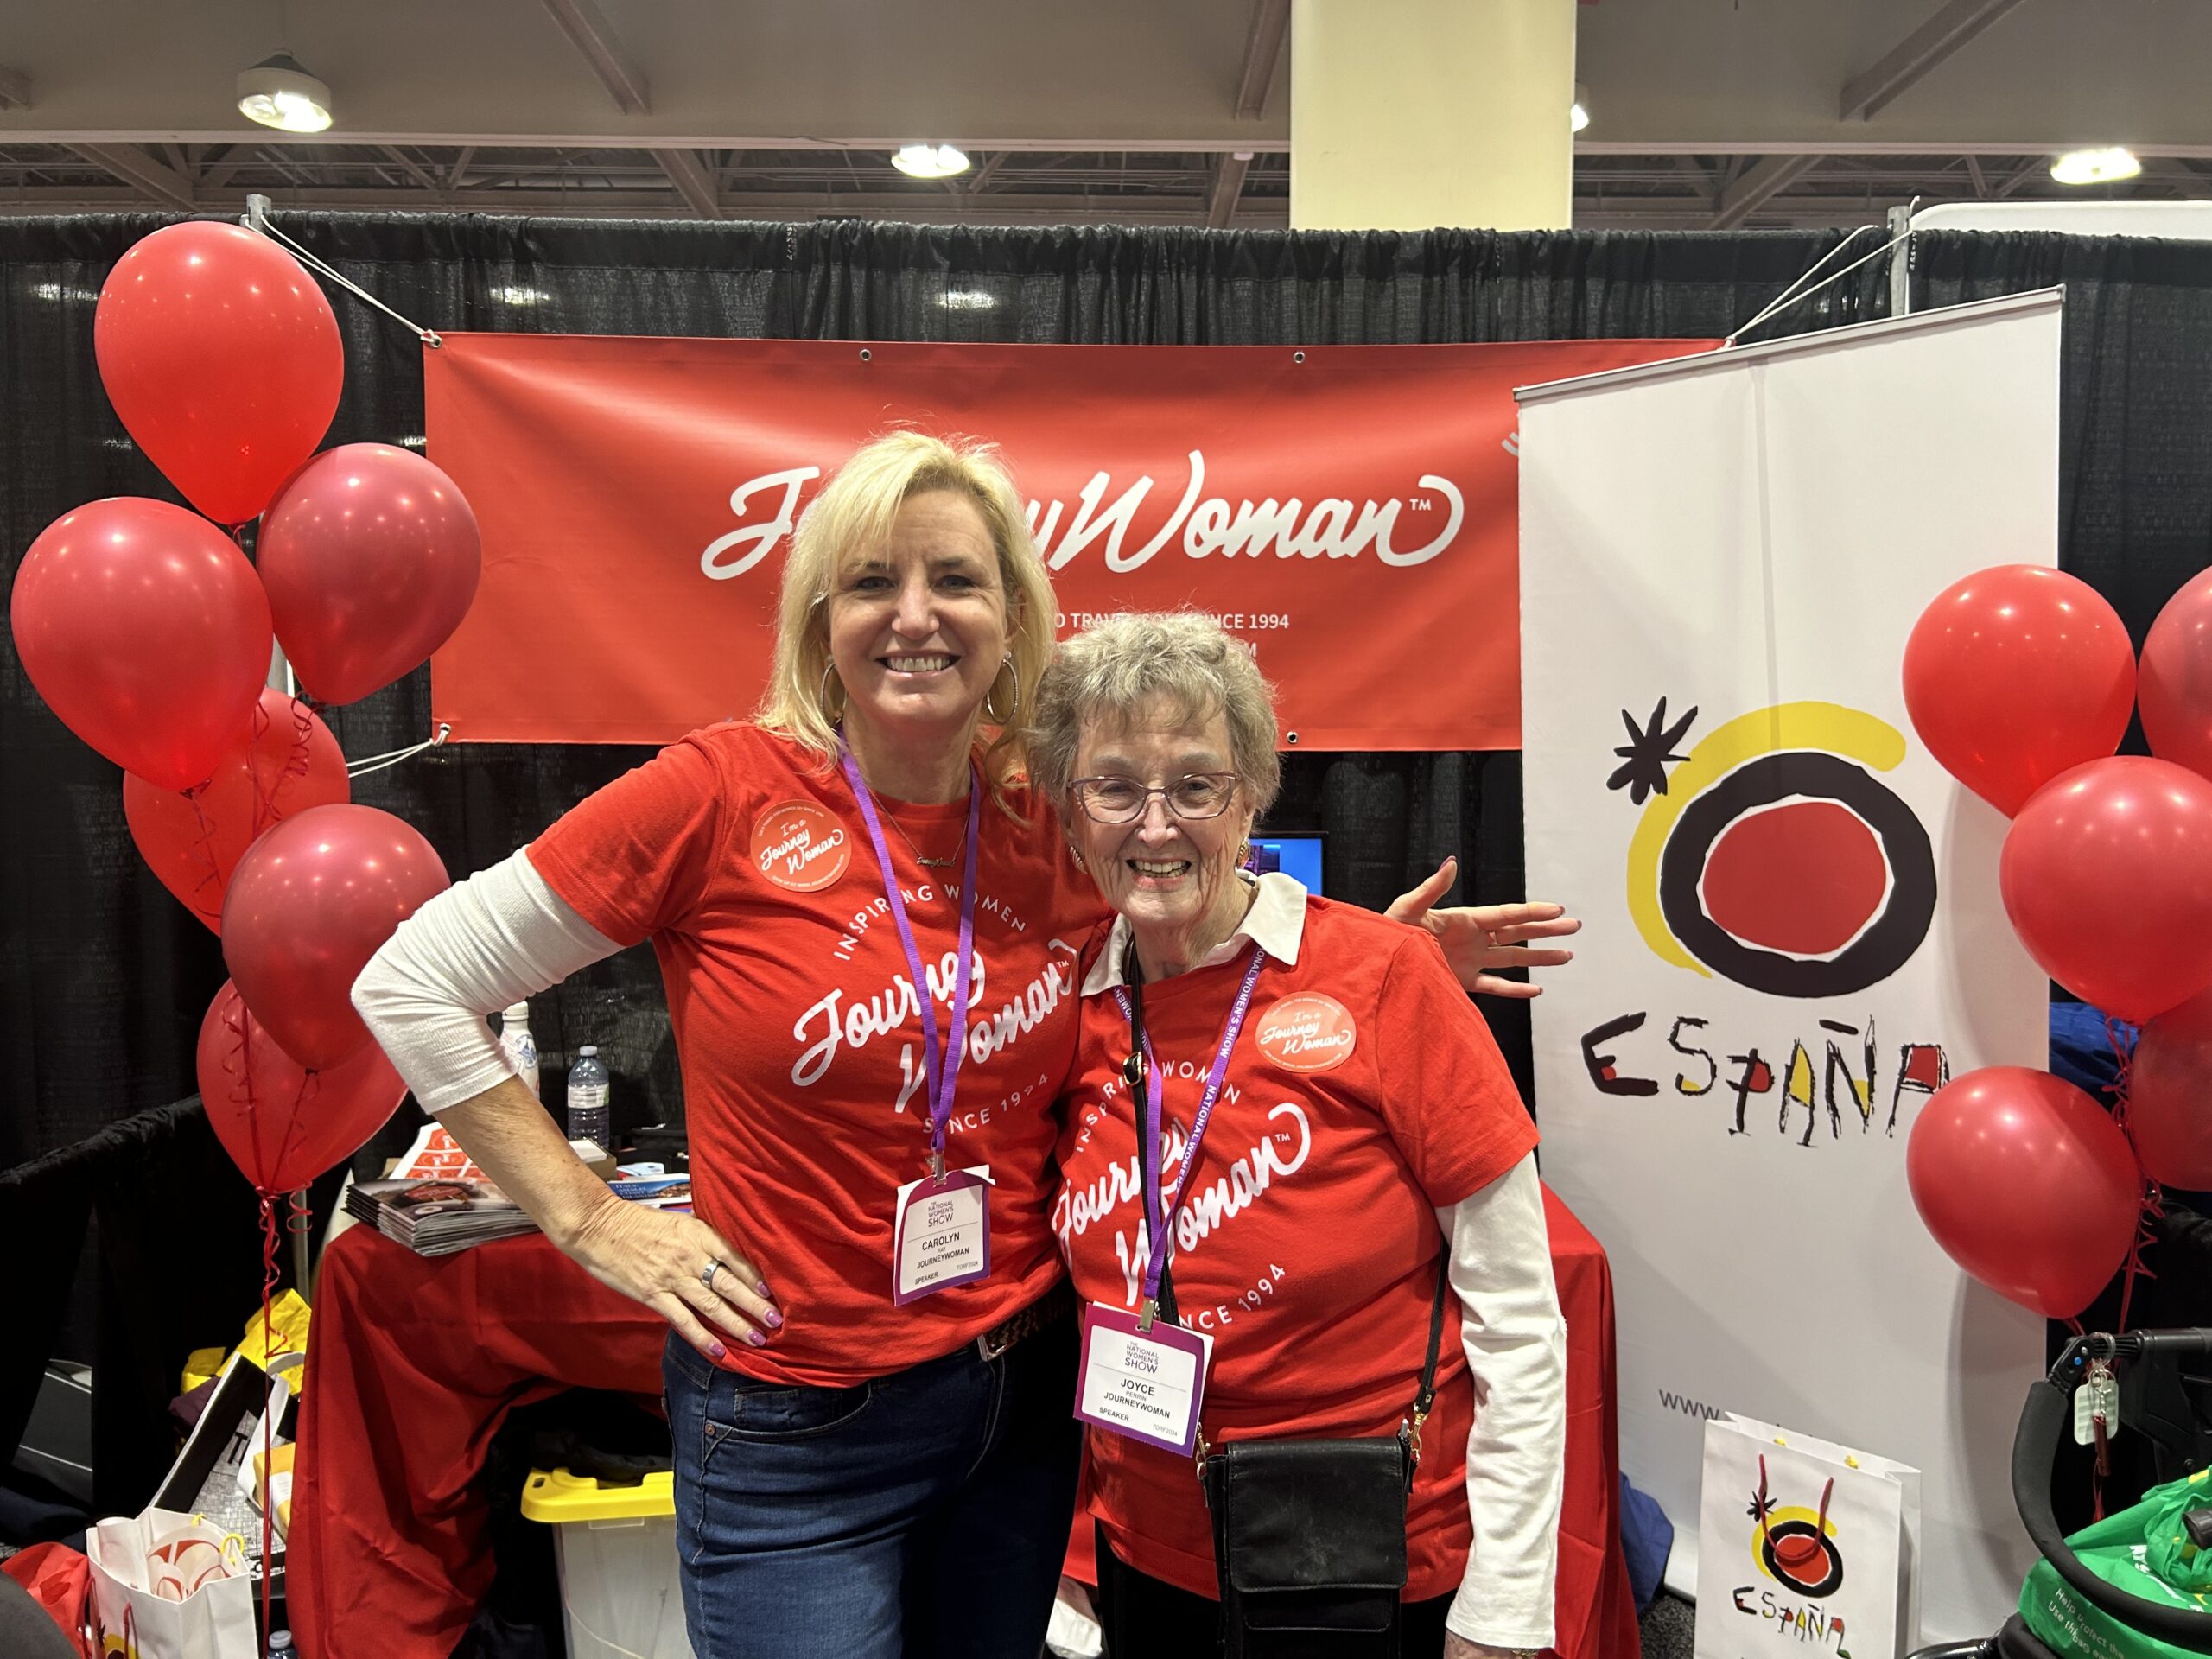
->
<box><xmin>1127</xmin><ymin>970</ymin><xmax>1452</xmax><ymax>1659</ymax></box>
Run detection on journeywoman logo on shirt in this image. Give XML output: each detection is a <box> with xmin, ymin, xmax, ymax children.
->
<box><xmin>751</xmin><ymin>801</ymin><xmax>850</xmax><ymax>892</ymax></box>
<box><xmin>1254</xmin><ymin>994</ymin><xmax>1356</xmax><ymax>1072</ymax></box>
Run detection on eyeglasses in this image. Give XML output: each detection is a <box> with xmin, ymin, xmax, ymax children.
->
<box><xmin>1071</xmin><ymin>772</ymin><xmax>1240</xmax><ymax>824</ymax></box>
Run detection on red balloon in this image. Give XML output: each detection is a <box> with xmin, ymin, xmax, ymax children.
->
<box><xmin>124</xmin><ymin>689</ymin><xmax>349</xmax><ymax>931</ymax></box>
<box><xmin>94</xmin><ymin>222</ymin><xmax>342</xmax><ymax>526</ymax></box>
<box><xmin>2139</xmin><ymin>569</ymin><xmax>2212</xmax><ymax>785</ymax></box>
<box><xmin>197</xmin><ymin>981</ymin><xmax>406</xmax><ymax>1193</ymax></box>
<box><xmin>257</xmin><ymin>443</ymin><xmax>482</xmax><ymax>704</ymax></box>
<box><xmin>9</xmin><ymin>497</ymin><xmax>272</xmax><ymax>790</ymax></box>
<box><xmin>1906</xmin><ymin>1066</ymin><xmax>2141</xmax><ymax>1319</ymax></box>
<box><xmin>2128</xmin><ymin>987</ymin><xmax>2212</xmax><ymax>1189</ymax></box>
<box><xmin>1903</xmin><ymin>565</ymin><xmax>2136</xmax><ymax>816</ymax></box>
<box><xmin>1999</xmin><ymin>757</ymin><xmax>2212</xmax><ymax>1022</ymax></box>
<box><xmin>222</xmin><ymin>804</ymin><xmax>449</xmax><ymax>1070</ymax></box>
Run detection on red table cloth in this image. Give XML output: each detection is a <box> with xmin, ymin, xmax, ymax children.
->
<box><xmin>290</xmin><ymin>1187</ymin><xmax>1637</xmax><ymax>1659</ymax></box>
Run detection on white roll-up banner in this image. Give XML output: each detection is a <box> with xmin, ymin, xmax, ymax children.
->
<box><xmin>1517</xmin><ymin>289</ymin><xmax>2064</xmax><ymax>1642</ymax></box>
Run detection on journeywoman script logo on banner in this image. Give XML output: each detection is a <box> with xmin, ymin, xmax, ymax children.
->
<box><xmin>423</xmin><ymin>334</ymin><xmax>1714</xmax><ymax>747</ymax></box>
<box><xmin>1579</xmin><ymin>700</ymin><xmax>1952</xmax><ymax>1147</ymax></box>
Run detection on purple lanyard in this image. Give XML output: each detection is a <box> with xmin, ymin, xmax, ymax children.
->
<box><xmin>1110</xmin><ymin>944</ymin><xmax>1267</xmax><ymax>1324</ymax></box>
<box><xmin>839</xmin><ymin>742</ymin><xmax>982</xmax><ymax>1183</ymax></box>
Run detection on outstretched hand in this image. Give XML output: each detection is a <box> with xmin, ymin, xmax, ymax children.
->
<box><xmin>1384</xmin><ymin>856</ymin><xmax>1581</xmax><ymax>1000</ymax></box>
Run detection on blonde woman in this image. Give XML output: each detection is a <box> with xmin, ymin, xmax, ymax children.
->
<box><xmin>350</xmin><ymin>434</ymin><xmax>1576</xmax><ymax>1659</ymax></box>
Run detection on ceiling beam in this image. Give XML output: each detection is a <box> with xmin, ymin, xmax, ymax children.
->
<box><xmin>1709</xmin><ymin>153</ymin><xmax>1819</xmax><ymax>228</ymax></box>
<box><xmin>1840</xmin><ymin>0</ymin><xmax>2027</xmax><ymax>121</ymax></box>
<box><xmin>539</xmin><ymin>0</ymin><xmax>651</xmax><ymax>114</ymax></box>
<box><xmin>1235</xmin><ymin>0</ymin><xmax>1292</xmax><ymax>119</ymax></box>
<box><xmin>649</xmin><ymin>146</ymin><xmax>721</xmax><ymax>217</ymax></box>
<box><xmin>72</xmin><ymin>143</ymin><xmax>195</xmax><ymax>209</ymax></box>
<box><xmin>1206</xmin><ymin>151</ymin><xmax>1251</xmax><ymax>227</ymax></box>
<box><xmin>380</xmin><ymin>144</ymin><xmax>446</xmax><ymax>195</ymax></box>
<box><xmin>447</xmin><ymin>144</ymin><xmax>478</xmax><ymax>188</ymax></box>
<box><xmin>0</xmin><ymin>67</ymin><xmax>31</xmax><ymax>111</ymax></box>
<box><xmin>1993</xmin><ymin>156</ymin><xmax>2044</xmax><ymax>198</ymax></box>
<box><xmin>968</xmin><ymin>152</ymin><xmax>1006</xmax><ymax>191</ymax></box>
<box><xmin>1963</xmin><ymin>154</ymin><xmax>1986</xmax><ymax>197</ymax></box>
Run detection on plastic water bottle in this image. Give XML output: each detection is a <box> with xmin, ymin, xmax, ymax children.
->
<box><xmin>499</xmin><ymin>1001</ymin><xmax>540</xmax><ymax>1097</ymax></box>
<box><xmin>268</xmin><ymin>1634</ymin><xmax>296</xmax><ymax>1659</ymax></box>
<box><xmin>567</xmin><ymin>1046</ymin><xmax>611</xmax><ymax>1150</ymax></box>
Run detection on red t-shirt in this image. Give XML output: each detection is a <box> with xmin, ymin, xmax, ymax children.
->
<box><xmin>530</xmin><ymin>722</ymin><xmax>1108</xmax><ymax>1386</ymax></box>
<box><xmin>1053</xmin><ymin>890</ymin><xmax>1539</xmax><ymax>1601</ymax></box>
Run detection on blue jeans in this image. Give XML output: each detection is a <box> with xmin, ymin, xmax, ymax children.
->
<box><xmin>662</xmin><ymin>1305</ymin><xmax>1081</xmax><ymax>1659</ymax></box>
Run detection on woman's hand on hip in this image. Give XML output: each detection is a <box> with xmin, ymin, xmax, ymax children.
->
<box><xmin>563</xmin><ymin>1195</ymin><xmax>781</xmax><ymax>1359</ymax></box>
<box><xmin>1386</xmin><ymin>856</ymin><xmax>1580</xmax><ymax>1000</ymax></box>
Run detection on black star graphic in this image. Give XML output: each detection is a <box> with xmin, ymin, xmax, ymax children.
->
<box><xmin>1607</xmin><ymin>698</ymin><xmax>1697</xmax><ymax>805</ymax></box>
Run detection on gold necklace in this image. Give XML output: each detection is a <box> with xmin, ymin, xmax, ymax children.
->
<box><xmin>879</xmin><ymin>808</ymin><xmax>967</xmax><ymax>871</ymax></box>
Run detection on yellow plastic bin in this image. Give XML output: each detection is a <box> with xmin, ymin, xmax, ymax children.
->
<box><xmin>520</xmin><ymin>1466</ymin><xmax>694</xmax><ymax>1659</ymax></box>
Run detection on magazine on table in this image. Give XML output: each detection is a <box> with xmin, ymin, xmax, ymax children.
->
<box><xmin>346</xmin><ymin>1176</ymin><xmax>537</xmax><ymax>1256</ymax></box>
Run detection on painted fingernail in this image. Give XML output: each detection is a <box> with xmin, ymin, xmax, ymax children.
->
<box><xmin>754</xmin><ymin>1280</ymin><xmax>772</xmax><ymax>1297</ymax></box>
<box><xmin>709</xmin><ymin>1341</ymin><xmax>728</xmax><ymax>1360</ymax></box>
<box><xmin>746</xmin><ymin>1329</ymin><xmax>769</xmax><ymax>1346</ymax></box>
<box><xmin>764</xmin><ymin>1307</ymin><xmax>784</xmax><ymax>1329</ymax></box>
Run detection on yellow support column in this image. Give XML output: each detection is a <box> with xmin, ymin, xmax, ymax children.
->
<box><xmin>1291</xmin><ymin>0</ymin><xmax>1577</xmax><ymax>232</ymax></box>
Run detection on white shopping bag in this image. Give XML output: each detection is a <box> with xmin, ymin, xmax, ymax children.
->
<box><xmin>86</xmin><ymin>1507</ymin><xmax>257</xmax><ymax>1659</ymax></box>
<box><xmin>1693</xmin><ymin>1414</ymin><xmax>1922</xmax><ymax>1659</ymax></box>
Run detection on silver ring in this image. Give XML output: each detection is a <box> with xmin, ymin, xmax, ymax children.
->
<box><xmin>701</xmin><ymin>1260</ymin><xmax>721</xmax><ymax>1292</ymax></box>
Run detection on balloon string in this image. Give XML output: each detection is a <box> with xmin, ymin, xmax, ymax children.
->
<box><xmin>2101</xmin><ymin>1017</ymin><xmax>2157</xmax><ymax>1337</ymax></box>
<box><xmin>256</xmin><ymin>1191</ymin><xmax>281</xmax><ymax>1641</ymax></box>
<box><xmin>183</xmin><ymin>781</ymin><xmax>226</xmax><ymax>927</ymax></box>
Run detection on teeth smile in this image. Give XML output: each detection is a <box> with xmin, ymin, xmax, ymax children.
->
<box><xmin>886</xmin><ymin>655</ymin><xmax>956</xmax><ymax>672</ymax></box>
<box><xmin>1131</xmin><ymin>860</ymin><xmax>1190</xmax><ymax>876</ymax></box>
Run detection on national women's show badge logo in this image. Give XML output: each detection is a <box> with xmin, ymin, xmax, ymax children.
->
<box><xmin>751</xmin><ymin>800</ymin><xmax>850</xmax><ymax>893</ymax></box>
<box><xmin>1255</xmin><ymin>993</ymin><xmax>1356</xmax><ymax>1072</ymax></box>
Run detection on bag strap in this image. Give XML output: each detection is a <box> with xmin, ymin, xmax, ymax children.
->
<box><xmin>1407</xmin><ymin>1253</ymin><xmax>1452</xmax><ymax>1466</ymax></box>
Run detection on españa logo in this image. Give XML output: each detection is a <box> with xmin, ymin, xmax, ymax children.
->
<box><xmin>1746</xmin><ymin>1452</ymin><xmax>1846</xmax><ymax>1599</ymax></box>
<box><xmin>1611</xmin><ymin>699</ymin><xmax>1937</xmax><ymax>999</ymax></box>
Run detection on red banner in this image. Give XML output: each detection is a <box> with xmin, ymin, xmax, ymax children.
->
<box><xmin>424</xmin><ymin>335</ymin><xmax>1711</xmax><ymax>750</ymax></box>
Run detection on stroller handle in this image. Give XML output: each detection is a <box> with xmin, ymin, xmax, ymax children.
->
<box><xmin>2012</xmin><ymin>1374</ymin><xmax>2212</xmax><ymax>1652</ymax></box>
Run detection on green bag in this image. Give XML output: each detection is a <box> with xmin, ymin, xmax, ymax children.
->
<box><xmin>2019</xmin><ymin>1469</ymin><xmax>2212</xmax><ymax>1659</ymax></box>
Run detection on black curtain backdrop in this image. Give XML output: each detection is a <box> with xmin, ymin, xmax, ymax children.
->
<box><xmin>6</xmin><ymin>216</ymin><xmax>2211</xmax><ymax>1186</ymax></box>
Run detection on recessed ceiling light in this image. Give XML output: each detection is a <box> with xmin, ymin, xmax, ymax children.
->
<box><xmin>893</xmin><ymin>143</ymin><xmax>970</xmax><ymax>180</ymax></box>
<box><xmin>2050</xmin><ymin>147</ymin><xmax>2140</xmax><ymax>186</ymax></box>
<box><xmin>1571</xmin><ymin>83</ymin><xmax>1592</xmax><ymax>134</ymax></box>
<box><xmin>237</xmin><ymin>53</ymin><xmax>333</xmax><ymax>133</ymax></box>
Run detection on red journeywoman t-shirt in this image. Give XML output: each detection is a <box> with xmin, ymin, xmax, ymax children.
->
<box><xmin>530</xmin><ymin>721</ymin><xmax>1107</xmax><ymax>1387</ymax></box>
<box><xmin>1053</xmin><ymin>884</ymin><xmax>1538</xmax><ymax>1602</ymax></box>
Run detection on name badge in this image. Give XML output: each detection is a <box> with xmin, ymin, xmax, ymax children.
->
<box><xmin>892</xmin><ymin>1166</ymin><xmax>992</xmax><ymax>1305</ymax></box>
<box><xmin>1074</xmin><ymin>1302</ymin><xmax>1215</xmax><ymax>1456</ymax></box>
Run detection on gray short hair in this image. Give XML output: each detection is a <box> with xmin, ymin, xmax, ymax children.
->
<box><xmin>1030</xmin><ymin>611</ymin><xmax>1281</xmax><ymax>816</ymax></box>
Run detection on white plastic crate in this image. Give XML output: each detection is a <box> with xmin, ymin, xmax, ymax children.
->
<box><xmin>521</xmin><ymin>1466</ymin><xmax>694</xmax><ymax>1659</ymax></box>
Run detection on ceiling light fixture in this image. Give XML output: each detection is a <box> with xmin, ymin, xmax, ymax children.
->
<box><xmin>237</xmin><ymin>52</ymin><xmax>333</xmax><ymax>132</ymax></box>
<box><xmin>1571</xmin><ymin>83</ymin><xmax>1591</xmax><ymax>134</ymax></box>
<box><xmin>2050</xmin><ymin>146</ymin><xmax>2140</xmax><ymax>186</ymax></box>
<box><xmin>893</xmin><ymin>143</ymin><xmax>970</xmax><ymax>180</ymax></box>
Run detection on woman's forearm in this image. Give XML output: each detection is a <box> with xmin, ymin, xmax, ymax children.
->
<box><xmin>1437</xmin><ymin>1154</ymin><xmax>1567</xmax><ymax>1651</ymax></box>
<box><xmin>436</xmin><ymin>1076</ymin><xmax>622</xmax><ymax>1249</ymax></box>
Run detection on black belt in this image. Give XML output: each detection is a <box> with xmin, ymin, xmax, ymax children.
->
<box><xmin>976</xmin><ymin>1278</ymin><xmax>1074</xmax><ymax>1361</ymax></box>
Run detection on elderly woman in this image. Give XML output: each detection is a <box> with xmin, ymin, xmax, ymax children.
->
<box><xmin>352</xmin><ymin>435</ymin><xmax>1573</xmax><ymax>1659</ymax></box>
<box><xmin>1034</xmin><ymin>612</ymin><xmax>1567</xmax><ymax>1659</ymax></box>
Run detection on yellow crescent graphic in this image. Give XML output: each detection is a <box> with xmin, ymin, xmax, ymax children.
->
<box><xmin>1628</xmin><ymin>702</ymin><xmax>1909</xmax><ymax>976</ymax></box>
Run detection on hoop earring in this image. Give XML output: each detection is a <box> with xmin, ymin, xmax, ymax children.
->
<box><xmin>1068</xmin><ymin>844</ymin><xmax>1085</xmax><ymax>870</ymax></box>
<box><xmin>983</xmin><ymin>654</ymin><xmax>1020</xmax><ymax>725</ymax></box>
<box><xmin>1237</xmin><ymin>840</ymin><xmax>1253</xmax><ymax>866</ymax></box>
<box><xmin>819</xmin><ymin>662</ymin><xmax>845</xmax><ymax>720</ymax></box>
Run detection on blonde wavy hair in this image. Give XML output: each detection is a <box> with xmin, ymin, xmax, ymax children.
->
<box><xmin>757</xmin><ymin>430</ymin><xmax>1057</xmax><ymax>802</ymax></box>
